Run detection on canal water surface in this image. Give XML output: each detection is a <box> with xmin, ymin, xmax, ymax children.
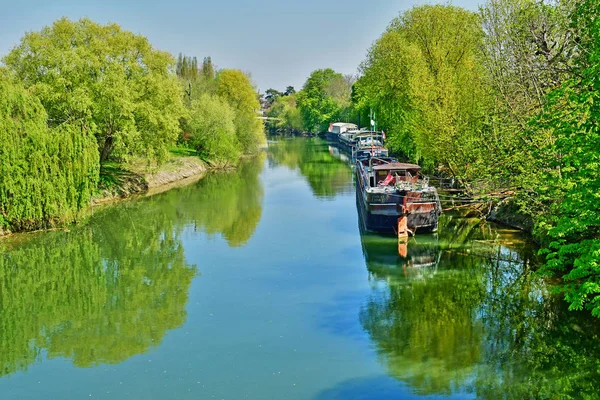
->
<box><xmin>1</xmin><ymin>139</ymin><xmax>599</xmax><ymax>399</ymax></box>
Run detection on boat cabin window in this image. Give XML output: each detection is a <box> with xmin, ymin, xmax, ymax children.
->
<box><xmin>376</xmin><ymin>170</ymin><xmax>390</xmax><ymax>182</ymax></box>
<box><xmin>358</xmin><ymin>138</ymin><xmax>382</xmax><ymax>147</ymax></box>
<box><xmin>376</xmin><ymin>169</ymin><xmax>413</xmax><ymax>183</ymax></box>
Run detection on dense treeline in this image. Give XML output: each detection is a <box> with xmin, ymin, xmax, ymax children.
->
<box><xmin>0</xmin><ymin>18</ymin><xmax>265</xmax><ymax>233</ymax></box>
<box><xmin>264</xmin><ymin>69</ymin><xmax>356</xmax><ymax>135</ymax></box>
<box><xmin>352</xmin><ymin>0</ymin><xmax>599</xmax><ymax>317</ymax></box>
<box><xmin>4</xmin><ymin>18</ymin><xmax>186</xmax><ymax>164</ymax></box>
<box><xmin>263</xmin><ymin>87</ymin><xmax>303</xmax><ymax>136</ymax></box>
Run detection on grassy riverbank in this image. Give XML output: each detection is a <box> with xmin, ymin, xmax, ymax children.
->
<box><xmin>94</xmin><ymin>148</ymin><xmax>208</xmax><ymax>205</ymax></box>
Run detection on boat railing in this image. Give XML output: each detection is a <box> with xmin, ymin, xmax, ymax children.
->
<box><xmin>359</xmin><ymin>156</ymin><xmax>395</xmax><ymax>167</ymax></box>
<box><xmin>366</xmin><ymin>191</ymin><xmax>439</xmax><ymax>205</ymax></box>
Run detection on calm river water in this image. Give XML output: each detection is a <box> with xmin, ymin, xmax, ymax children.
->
<box><xmin>1</xmin><ymin>138</ymin><xmax>599</xmax><ymax>399</ymax></box>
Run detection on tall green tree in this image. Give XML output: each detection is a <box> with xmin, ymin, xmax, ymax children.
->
<box><xmin>264</xmin><ymin>88</ymin><xmax>283</xmax><ymax>106</ymax></box>
<box><xmin>266</xmin><ymin>93</ymin><xmax>303</xmax><ymax>135</ymax></box>
<box><xmin>358</xmin><ymin>5</ymin><xmax>488</xmax><ymax>177</ymax></box>
<box><xmin>3</xmin><ymin>17</ymin><xmax>186</xmax><ymax>164</ymax></box>
<box><xmin>284</xmin><ymin>86</ymin><xmax>296</xmax><ymax>96</ymax></box>
<box><xmin>176</xmin><ymin>54</ymin><xmax>200</xmax><ymax>81</ymax></box>
<box><xmin>296</xmin><ymin>68</ymin><xmax>346</xmax><ymax>133</ymax></box>
<box><xmin>216</xmin><ymin>69</ymin><xmax>265</xmax><ymax>153</ymax></box>
<box><xmin>188</xmin><ymin>93</ymin><xmax>240</xmax><ymax>163</ymax></box>
<box><xmin>537</xmin><ymin>0</ymin><xmax>600</xmax><ymax>317</ymax></box>
<box><xmin>202</xmin><ymin>56</ymin><xmax>215</xmax><ymax>80</ymax></box>
<box><xmin>478</xmin><ymin>0</ymin><xmax>576</xmax><ymax>211</ymax></box>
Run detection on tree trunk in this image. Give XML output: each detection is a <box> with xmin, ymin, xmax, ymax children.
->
<box><xmin>100</xmin><ymin>135</ymin><xmax>114</xmax><ymax>164</ymax></box>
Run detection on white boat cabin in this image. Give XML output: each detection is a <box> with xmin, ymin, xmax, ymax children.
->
<box><xmin>330</xmin><ymin>122</ymin><xmax>358</xmax><ymax>134</ymax></box>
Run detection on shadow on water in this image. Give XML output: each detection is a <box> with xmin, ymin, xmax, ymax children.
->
<box><xmin>355</xmin><ymin>212</ymin><xmax>600</xmax><ymax>399</ymax></box>
<box><xmin>0</xmin><ymin>154</ymin><xmax>266</xmax><ymax>378</ymax></box>
<box><xmin>268</xmin><ymin>138</ymin><xmax>353</xmax><ymax>199</ymax></box>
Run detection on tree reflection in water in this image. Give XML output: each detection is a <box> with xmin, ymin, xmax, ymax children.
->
<box><xmin>0</xmin><ymin>154</ymin><xmax>266</xmax><ymax>377</ymax></box>
<box><xmin>359</xmin><ymin>213</ymin><xmax>600</xmax><ymax>398</ymax></box>
<box><xmin>268</xmin><ymin>138</ymin><xmax>353</xmax><ymax>199</ymax></box>
<box><xmin>187</xmin><ymin>153</ymin><xmax>266</xmax><ymax>246</ymax></box>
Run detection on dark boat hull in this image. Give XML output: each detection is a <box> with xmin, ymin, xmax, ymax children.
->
<box><xmin>356</xmin><ymin>190</ymin><xmax>438</xmax><ymax>235</ymax></box>
<box><xmin>326</xmin><ymin>132</ymin><xmax>340</xmax><ymax>142</ymax></box>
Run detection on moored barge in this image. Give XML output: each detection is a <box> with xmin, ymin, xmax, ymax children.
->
<box><xmin>353</xmin><ymin>132</ymin><xmax>389</xmax><ymax>159</ymax></box>
<box><xmin>327</xmin><ymin>122</ymin><xmax>357</xmax><ymax>142</ymax></box>
<box><xmin>356</xmin><ymin>157</ymin><xmax>442</xmax><ymax>235</ymax></box>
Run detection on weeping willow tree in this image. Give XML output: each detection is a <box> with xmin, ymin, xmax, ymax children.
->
<box><xmin>3</xmin><ymin>18</ymin><xmax>186</xmax><ymax>165</ymax></box>
<box><xmin>0</xmin><ymin>76</ymin><xmax>99</xmax><ymax>232</ymax></box>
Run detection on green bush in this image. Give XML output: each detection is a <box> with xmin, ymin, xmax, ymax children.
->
<box><xmin>188</xmin><ymin>93</ymin><xmax>240</xmax><ymax>163</ymax></box>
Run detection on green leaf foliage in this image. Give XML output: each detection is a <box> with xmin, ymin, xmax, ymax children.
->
<box><xmin>188</xmin><ymin>93</ymin><xmax>240</xmax><ymax>163</ymax></box>
<box><xmin>0</xmin><ymin>76</ymin><xmax>99</xmax><ymax>231</ymax></box>
<box><xmin>266</xmin><ymin>93</ymin><xmax>303</xmax><ymax>135</ymax></box>
<box><xmin>3</xmin><ymin>17</ymin><xmax>186</xmax><ymax>164</ymax></box>
<box><xmin>357</xmin><ymin>5</ymin><xmax>488</xmax><ymax>177</ymax></box>
<box><xmin>349</xmin><ymin>0</ymin><xmax>600</xmax><ymax>321</ymax></box>
<box><xmin>297</xmin><ymin>68</ymin><xmax>349</xmax><ymax>133</ymax></box>
<box><xmin>537</xmin><ymin>0</ymin><xmax>600</xmax><ymax>317</ymax></box>
<box><xmin>216</xmin><ymin>69</ymin><xmax>265</xmax><ymax>154</ymax></box>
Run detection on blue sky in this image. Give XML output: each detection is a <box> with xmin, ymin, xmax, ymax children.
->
<box><xmin>0</xmin><ymin>0</ymin><xmax>482</xmax><ymax>92</ymax></box>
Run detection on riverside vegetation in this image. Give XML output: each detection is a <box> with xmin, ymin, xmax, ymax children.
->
<box><xmin>0</xmin><ymin>18</ymin><xmax>265</xmax><ymax>234</ymax></box>
<box><xmin>2</xmin><ymin>0</ymin><xmax>600</xmax><ymax>320</ymax></box>
<box><xmin>262</xmin><ymin>0</ymin><xmax>600</xmax><ymax>319</ymax></box>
